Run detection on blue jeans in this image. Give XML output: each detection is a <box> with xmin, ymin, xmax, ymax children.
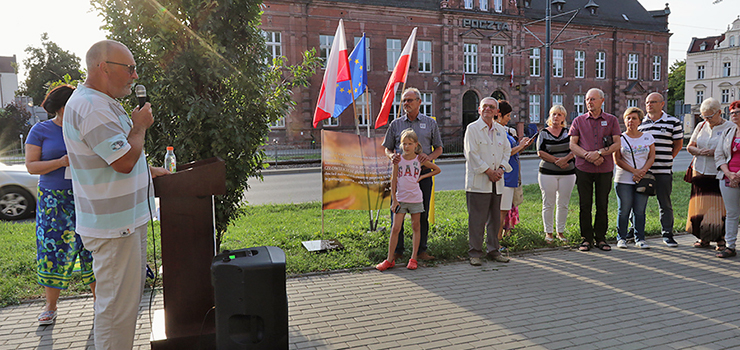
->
<box><xmin>615</xmin><ymin>183</ymin><xmax>649</xmax><ymax>242</ymax></box>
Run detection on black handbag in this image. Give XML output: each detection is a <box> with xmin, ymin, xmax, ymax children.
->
<box><xmin>621</xmin><ymin>135</ymin><xmax>656</xmax><ymax>196</ymax></box>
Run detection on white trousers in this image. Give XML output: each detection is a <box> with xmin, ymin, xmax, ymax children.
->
<box><xmin>538</xmin><ymin>173</ymin><xmax>576</xmax><ymax>234</ymax></box>
<box><xmin>80</xmin><ymin>225</ymin><xmax>147</xmax><ymax>350</ymax></box>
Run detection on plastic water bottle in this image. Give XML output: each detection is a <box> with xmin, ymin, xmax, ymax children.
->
<box><xmin>164</xmin><ymin>146</ymin><xmax>176</xmax><ymax>173</ymax></box>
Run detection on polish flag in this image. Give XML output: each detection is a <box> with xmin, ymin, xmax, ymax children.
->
<box><xmin>374</xmin><ymin>27</ymin><xmax>418</xmax><ymax>129</ymax></box>
<box><xmin>460</xmin><ymin>71</ymin><xmax>466</xmax><ymax>85</ymax></box>
<box><xmin>313</xmin><ymin>20</ymin><xmax>350</xmax><ymax>127</ymax></box>
<box><xmin>510</xmin><ymin>68</ymin><xmax>514</xmax><ymax>87</ymax></box>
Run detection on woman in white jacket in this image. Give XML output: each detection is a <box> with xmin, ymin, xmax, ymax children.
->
<box><xmin>714</xmin><ymin>100</ymin><xmax>740</xmax><ymax>258</ymax></box>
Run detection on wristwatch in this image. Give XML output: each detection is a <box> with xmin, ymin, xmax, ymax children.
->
<box><xmin>597</xmin><ymin>149</ymin><xmax>603</xmax><ymax>155</ymax></box>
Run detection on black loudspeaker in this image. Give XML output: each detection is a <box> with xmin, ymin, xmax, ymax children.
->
<box><xmin>211</xmin><ymin>246</ymin><xmax>288</xmax><ymax>349</ymax></box>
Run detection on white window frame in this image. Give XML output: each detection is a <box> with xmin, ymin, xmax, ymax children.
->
<box><xmin>574</xmin><ymin>94</ymin><xmax>585</xmax><ymax>115</ymax></box>
<box><xmin>464</xmin><ymin>43</ymin><xmax>478</xmax><ymax>74</ymax></box>
<box><xmin>420</xmin><ymin>92</ymin><xmax>433</xmax><ymax>117</ymax></box>
<box><xmin>270</xmin><ymin>116</ymin><xmax>285</xmax><ymax>129</ymax></box>
<box><xmin>575</xmin><ymin>50</ymin><xmax>585</xmax><ymax>78</ymax></box>
<box><xmin>391</xmin><ymin>91</ymin><xmax>403</xmax><ymax>120</ymax></box>
<box><xmin>319</xmin><ymin>34</ymin><xmax>333</xmax><ymax>68</ymax></box>
<box><xmin>722</xmin><ymin>89</ymin><xmax>730</xmax><ymax>104</ymax></box>
<box><xmin>697</xmin><ymin>65</ymin><xmax>705</xmax><ymax>80</ymax></box>
<box><xmin>595</xmin><ymin>51</ymin><xmax>605</xmax><ymax>79</ymax></box>
<box><xmin>418</xmin><ymin>40</ymin><xmax>432</xmax><ymax>73</ymax></box>
<box><xmin>628</xmin><ymin>53</ymin><xmax>639</xmax><ymax>80</ymax></box>
<box><xmin>553</xmin><ymin>49</ymin><xmax>563</xmax><ymax>78</ymax></box>
<box><xmin>652</xmin><ymin>55</ymin><xmax>661</xmax><ymax>81</ymax></box>
<box><xmin>723</xmin><ymin>62</ymin><xmax>731</xmax><ymax>77</ymax></box>
<box><xmin>627</xmin><ymin>99</ymin><xmax>638</xmax><ymax>108</ymax></box>
<box><xmin>354</xmin><ymin>37</ymin><xmax>371</xmax><ymax>71</ymax></box>
<box><xmin>263</xmin><ymin>31</ymin><xmax>282</xmax><ymax>64</ymax></box>
<box><xmin>356</xmin><ymin>94</ymin><xmax>371</xmax><ymax>126</ymax></box>
<box><xmin>552</xmin><ymin>94</ymin><xmax>563</xmax><ymax>107</ymax></box>
<box><xmin>491</xmin><ymin>45</ymin><xmax>505</xmax><ymax>75</ymax></box>
<box><xmin>387</xmin><ymin>39</ymin><xmax>402</xmax><ymax>72</ymax></box>
<box><xmin>696</xmin><ymin>90</ymin><xmax>704</xmax><ymax>105</ymax></box>
<box><xmin>323</xmin><ymin>116</ymin><xmax>339</xmax><ymax>127</ymax></box>
<box><xmin>493</xmin><ymin>0</ymin><xmax>503</xmax><ymax>12</ymax></box>
<box><xmin>479</xmin><ymin>0</ymin><xmax>488</xmax><ymax>11</ymax></box>
<box><xmin>464</xmin><ymin>0</ymin><xmax>473</xmax><ymax>9</ymax></box>
<box><xmin>529</xmin><ymin>94</ymin><xmax>541</xmax><ymax>123</ymax></box>
<box><xmin>530</xmin><ymin>48</ymin><xmax>540</xmax><ymax>77</ymax></box>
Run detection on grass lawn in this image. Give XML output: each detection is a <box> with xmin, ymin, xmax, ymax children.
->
<box><xmin>0</xmin><ymin>172</ymin><xmax>690</xmax><ymax>307</ymax></box>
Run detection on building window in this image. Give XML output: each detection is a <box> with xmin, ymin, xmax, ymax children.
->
<box><xmin>420</xmin><ymin>92</ymin><xmax>433</xmax><ymax>116</ymax></box>
<box><xmin>595</xmin><ymin>51</ymin><xmax>605</xmax><ymax>79</ymax></box>
<box><xmin>731</xmin><ymin>36</ymin><xmax>736</xmax><ymax>47</ymax></box>
<box><xmin>529</xmin><ymin>94</ymin><xmax>541</xmax><ymax>123</ymax></box>
<box><xmin>387</xmin><ymin>39</ymin><xmax>402</xmax><ymax>72</ymax></box>
<box><xmin>697</xmin><ymin>65</ymin><xmax>705</xmax><ymax>80</ymax></box>
<box><xmin>722</xmin><ymin>89</ymin><xmax>730</xmax><ymax>104</ymax></box>
<box><xmin>696</xmin><ymin>90</ymin><xmax>704</xmax><ymax>105</ymax></box>
<box><xmin>418</xmin><ymin>40</ymin><xmax>432</xmax><ymax>73</ymax></box>
<box><xmin>552</xmin><ymin>94</ymin><xmax>563</xmax><ymax>107</ymax></box>
<box><xmin>392</xmin><ymin>91</ymin><xmax>402</xmax><ymax>119</ymax></box>
<box><xmin>530</xmin><ymin>48</ymin><xmax>540</xmax><ymax>77</ymax></box>
<box><xmin>270</xmin><ymin>116</ymin><xmax>285</xmax><ymax>129</ymax></box>
<box><xmin>723</xmin><ymin>62</ymin><xmax>731</xmax><ymax>77</ymax></box>
<box><xmin>492</xmin><ymin>45</ymin><xmax>505</xmax><ymax>75</ymax></box>
<box><xmin>553</xmin><ymin>49</ymin><xmax>563</xmax><ymax>78</ymax></box>
<box><xmin>627</xmin><ymin>99</ymin><xmax>638</xmax><ymax>108</ymax></box>
<box><xmin>319</xmin><ymin>35</ymin><xmax>333</xmax><ymax>68</ymax></box>
<box><xmin>494</xmin><ymin>0</ymin><xmax>503</xmax><ymax>12</ymax></box>
<box><xmin>323</xmin><ymin>117</ymin><xmax>339</xmax><ymax>127</ymax></box>
<box><xmin>464</xmin><ymin>0</ymin><xmax>473</xmax><ymax>9</ymax></box>
<box><xmin>263</xmin><ymin>31</ymin><xmax>282</xmax><ymax>63</ymax></box>
<box><xmin>464</xmin><ymin>43</ymin><xmax>478</xmax><ymax>74</ymax></box>
<box><xmin>628</xmin><ymin>53</ymin><xmax>639</xmax><ymax>80</ymax></box>
<box><xmin>574</xmin><ymin>94</ymin><xmax>585</xmax><ymax>115</ymax></box>
<box><xmin>356</xmin><ymin>94</ymin><xmax>371</xmax><ymax>126</ymax></box>
<box><xmin>354</xmin><ymin>37</ymin><xmax>371</xmax><ymax>71</ymax></box>
<box><xmin>480</xmin><ymin>0</ymin><xmax>488</xmax><ymax>11</ymax></box>
<box><xmin>575</xmin><ymin>50</ymin><xmax>585</xmax><ymax>78</ymax></box>
<box><xmin>652</xmin><ymin>56</ymin><xmax>661</xmax><ymax>81</ymax></box>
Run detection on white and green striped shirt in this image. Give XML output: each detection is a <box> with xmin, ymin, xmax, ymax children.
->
<box><xmin>62</xmin><ymin>84</ymin><xmax>154</xmax><ymax>238</ymax></box>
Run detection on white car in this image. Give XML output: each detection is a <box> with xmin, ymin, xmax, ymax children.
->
<box><xmin>0</xmin><ymin>161</ymin><xmax>39</xmax><ymax>221</ymax></box>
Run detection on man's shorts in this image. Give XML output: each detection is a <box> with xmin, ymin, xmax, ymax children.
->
<box><xmin>396</xmin><ymin>202</ymin><xmax>425</xmax><ymax>214</ymax></box>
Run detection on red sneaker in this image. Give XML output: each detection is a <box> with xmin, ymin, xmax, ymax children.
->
<box><xmin>406</xmin><ymin>258</ymin><xmax>418</xmax><ymax>270</ymax></box>
<box><xmin>375</xmin><ymin>259</ymin><xmax>395</xmax><ymax>271</ymax></box>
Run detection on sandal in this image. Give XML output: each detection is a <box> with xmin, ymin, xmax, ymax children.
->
<box><xmin>693</xmin><ymin>241</ymin><xmax>711</xmax><ymax>249</ymax></box>
<box><xmin>375</xmin><ymin>259</ymin><xmax>395</xmax><ymax>271</ymax></box>
<box><xmin>578</xmin><ymin>242</ymin><xmax>590</xmax><ymax>252</ymax></box>
<box><xmin>545</xmin><ymin>235</ymin><xmax>554</xmax><ymax>243</ymax></box>
<box><xmin>716</xmin><ymin>240</ymin><xmax>727</xmax><ymax>251</ymax></box>
<box><xmin>38</xmin><ymin>310</ymin><xmax>57</xmax><ymax>325</ymax></box>
<box><xmin>597</xmin><ymin>242</ymin><xmax>611</xmax><ymax>251</ymax></box>
<box><xmin>717</xmin><ymin>248</ymin><xmax>736</xmax><ymax>258</ymax></box>
<box><xmin>557</xmin><ymin>234</ymin><xmax>568</xmax><ymax>242</ymax></box>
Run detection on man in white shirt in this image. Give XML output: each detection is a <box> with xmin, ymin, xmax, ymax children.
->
<box><xmin>464</xmin><ymin>97</ymin><xmax>512</xmax><ymax>266</ymax></box>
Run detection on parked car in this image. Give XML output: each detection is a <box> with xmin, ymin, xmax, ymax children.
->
<box><xmin>0</xmin><ymin>161</ymin><xmax>38</xmax><ymax>221</ymax></box>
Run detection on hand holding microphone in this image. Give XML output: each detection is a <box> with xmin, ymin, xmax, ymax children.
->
<box><xmin>132</xmin><ymin>84</ymin><xmax>153</xmax><ymax>130</ymax></box>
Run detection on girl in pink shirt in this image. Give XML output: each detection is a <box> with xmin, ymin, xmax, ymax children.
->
<box><xmin>377</xmin><ymin>129</ymin><xmax>441</xmax><ymax>271</ymax></box>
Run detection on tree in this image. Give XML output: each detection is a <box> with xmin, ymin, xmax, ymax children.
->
<box><xmin>18</xmin><ymin>33</ymin><xmax>83</xmax><ymax>105</ymax></box>
<box><xmin>667</xmin><ymin>60</ymin><xmax>685</xmax><ymax>115</ymax></box>
<box><xmin>0</xmin><ymin>103</ymin><xmax>32</xmax><ymax>152</ymax></box>
<box><xmin>92</xmin><ymin>0</ymin><xmax>319</xmax><ymax>249</ymax></box>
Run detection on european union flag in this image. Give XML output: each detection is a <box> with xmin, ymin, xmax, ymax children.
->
<box><xmin>334</xmin><ymin>34</ymin><xmax>368</xmax><ymax>117</ymax></box>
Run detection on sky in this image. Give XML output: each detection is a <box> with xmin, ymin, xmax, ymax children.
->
<box><xmin>1</xmin><ymin>0</ymin><xmax>738</xmax><ymax>85</ymax></box>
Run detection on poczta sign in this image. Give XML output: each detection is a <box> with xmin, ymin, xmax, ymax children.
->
<box><xmin>462</xmin><ymin>19</ymin><xmax>510</xmax><ymax>31</ymax></box>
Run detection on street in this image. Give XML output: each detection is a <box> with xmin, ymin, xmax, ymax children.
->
<box><xmin>244</xmin><ymin>151</ymin><xmax>693</xmax><ymax>205</ymax></box>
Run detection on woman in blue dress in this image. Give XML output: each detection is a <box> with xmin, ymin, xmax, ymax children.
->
<box><xmin>25</xmin><ymin>85</ymin><xmax>95</xmax><ymax>325</ymax></box>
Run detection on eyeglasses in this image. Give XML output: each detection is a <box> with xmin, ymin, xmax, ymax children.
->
<box><xmin>730</xmin><ymin>110</ymin><xmax>740</xmax><ymax>116</ymax></box>
<box><xmin>402</xmin><ymin>98</ymin><xmax>419</xmax><ymax>103</ymax></box>
<box><xmin>480</xmin><ymin>104</ymin><xmax>497</xmax><ymax>110</ymax></box>
<box><xmin>105</xmin><ymin>61</ymin><xmax>137</xmax><ymax>75</ymax></box>
<box><xmin>646</xmin><ymin>100</ymin><xmax>663</xmax><ymax>105</ymax></box>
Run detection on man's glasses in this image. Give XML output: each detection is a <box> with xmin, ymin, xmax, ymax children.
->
<box><xmin>646</xmin><ymin>100</ymin><xmax>663</xmax><ymax>105</ymax></box>
<box><xmin>105</xmin><ymin>61</ymin><xmax>137</xmax><ymax>75</ymax></box>
<box><xmin>402</xmin><ymin>98</ymin><xmax>419</xmax><ymax>103</ymax></box>
<box><xmin>481</xmin><ymin>104</ymin><xmax>497</xmax><ymax>110</ymax></box>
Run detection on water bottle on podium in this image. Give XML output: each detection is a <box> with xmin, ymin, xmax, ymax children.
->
<box><xmin>164</xmin><ymin>146</ymin><xmax>176</xmax><ymax>173</ymax></box>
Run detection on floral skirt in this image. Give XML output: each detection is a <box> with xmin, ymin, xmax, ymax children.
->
<box><xmin>36</xmin><ymin>187</ymin><xmax>95</xmax><ymax>289</ymax></box>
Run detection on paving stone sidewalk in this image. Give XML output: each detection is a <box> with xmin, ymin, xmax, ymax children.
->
<box><xmin>3</xmin><ymin>234</ymin><xmax>740</xmax><ymax>349</ymax></box>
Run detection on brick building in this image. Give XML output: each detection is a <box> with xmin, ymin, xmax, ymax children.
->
<box><xmin>261</xmin><ymin>0</ymin><xmax>671</xmax><ymax>148</ymax></box>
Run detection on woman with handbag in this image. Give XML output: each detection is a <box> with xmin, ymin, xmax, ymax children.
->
<box><xmin>714</xmin><ymin>100</ymin><xmax>740</xmax><ymax>258</ymax></box>
<box><xmin>614</xmin><ymin>107</ymin><xmax>656</xmax><ymax>249</ymax></box>
<box><xmin>495</xmin><ymin>100</ymin><xmax>533</xmax><ymax>245</ymax></box>
<box><xmin>686</xmin><ymin>97</ymin><xmax>728</xmax><ymax>250</ymax></box>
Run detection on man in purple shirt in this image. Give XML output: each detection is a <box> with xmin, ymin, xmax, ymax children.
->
<box><xmin>569</xmin><ymin>88</ymin><xmax>621</xmax><ymax>251</ymax></box>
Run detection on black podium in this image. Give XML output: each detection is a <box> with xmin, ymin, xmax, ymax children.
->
<box><xmin>151</xmin><ymin>157</ymin><xmax>226</xmax><ymax>350</ymax></box>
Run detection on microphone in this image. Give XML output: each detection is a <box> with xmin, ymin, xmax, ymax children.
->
<box><xmin>135</xmin><ymin>84</ymin><xmax>147</xmax><ymax>109</ymax></box>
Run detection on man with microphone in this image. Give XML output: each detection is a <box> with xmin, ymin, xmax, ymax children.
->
<box><xmin>63</xmin><ymin>39</ymin><xmax>168</xmax><ymax>349</ymax></box>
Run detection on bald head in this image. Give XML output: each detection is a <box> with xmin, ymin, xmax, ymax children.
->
<box><xmin>647</xmin><ymin>92</ymin><xmax>664</xmax><ymax>102</ymax></box>
<box><xmin>86</xmin><ymin>40</ymin><xmax>129</xmax><ymax>71</ymax></box>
